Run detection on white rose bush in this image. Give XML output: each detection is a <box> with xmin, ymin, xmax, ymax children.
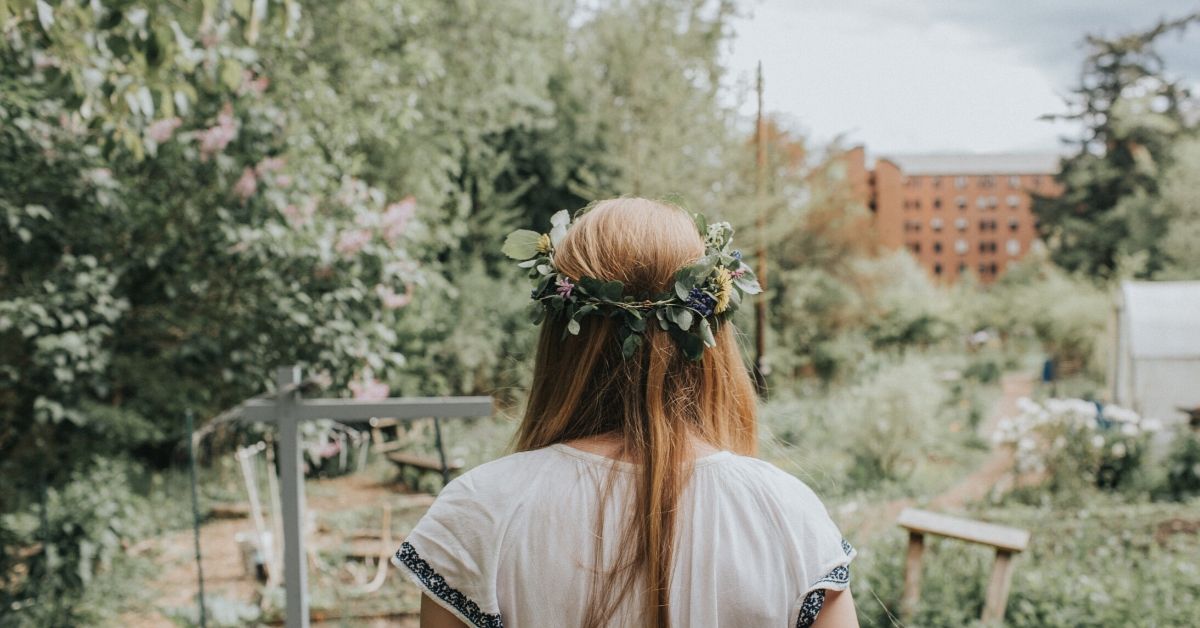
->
<box><xmin>994</xmin><ymin>397</ymin><xmax>1161</xmax><ymax>491</ymax></box>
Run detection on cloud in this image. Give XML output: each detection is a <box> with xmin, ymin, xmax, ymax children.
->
<box><xmin>727</xmin><ymin>0</ymin><xmax>1199</xmax><ymax>153</ymax></box>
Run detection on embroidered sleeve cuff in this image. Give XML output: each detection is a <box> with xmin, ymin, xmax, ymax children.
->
<box><xmin>391</xmin><ymin>541</ymin><xmax>504</xmax><ymax>628</ymax></box>
<box><xmin>796</xmin><ymin>538</ymin><xmax>856</xmax><ymax>628</ymax></box>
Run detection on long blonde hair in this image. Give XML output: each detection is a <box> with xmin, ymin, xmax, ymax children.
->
<box><xmin>514</xmin><ymin>197</ymin><xmax>758</xmax><ymax>627</ymax></box>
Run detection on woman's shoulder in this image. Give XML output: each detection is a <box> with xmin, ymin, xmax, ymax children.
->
<box><xmin>444</xmin><ymin>447</ymin><xmax>562</xmax><ymax>496</ymax></box>
<box><xmin>712</xmin><ymin>453</ymin><xmax>833</xmax><ymax>515</ymax></box>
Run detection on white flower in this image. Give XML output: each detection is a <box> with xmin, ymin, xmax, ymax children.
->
<box><xmin>1091</xmin><ymin>435</ymin><xmax>1105</xmax><ymax>448</ymax></box>
<box><xmin>1111</xmin><ymin>443</ymin><xmax>1127</xmax><ymax>458</ymax></box>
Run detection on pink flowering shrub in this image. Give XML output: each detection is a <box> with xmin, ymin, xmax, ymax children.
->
<box><xmin>195</xmin><ymin>103</ymin><xmax>238</xmax><ymax>160</ymax></box>
<box><xmin>233</xmin><ymin>167</ymin><xmax>258</xmax><ymax>201</ymax></box>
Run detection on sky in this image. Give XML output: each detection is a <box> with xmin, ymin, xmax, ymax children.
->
<box><xmin>724</xmin><ymin>0</ymin><xmax>1199</xmax><ymax>156</ymax></box>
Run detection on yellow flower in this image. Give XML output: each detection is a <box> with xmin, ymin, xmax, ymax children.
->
<box><xmin>713</xmin><ymin>267</ymin><xmax>733</xmax><ymax>314</ymax></box>
<box><xmin>536</xmin><ymin>233</ymin><xmax>552</xmax><ymax>253</ymax></box>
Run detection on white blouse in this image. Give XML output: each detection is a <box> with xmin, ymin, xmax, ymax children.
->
<box><xmin>391</xmin><ymin>444</ymin><xmax>855</xmax><ymax>628</ymax></box>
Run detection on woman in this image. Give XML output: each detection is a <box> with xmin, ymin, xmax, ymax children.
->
<box><xmin>392</xmin><ymin>198</ymin><xmax>857</xmax><ymax>627</ymax></box>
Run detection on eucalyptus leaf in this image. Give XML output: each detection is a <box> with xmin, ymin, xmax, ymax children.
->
<box><xmin>668</xmin><ymin>306</ymin><xmax>693</xmax><ymax>331</ymax></box>
<box><xmin>502</xmin><ymin>229</ymin><xmax>543</xmax><ymax>260</ymax></box>
<box><xmin>674</xmin><ymin>280</ymin><xmax>691</xmax><ymax>300</ymax></box>
<box><xmin>601</xmin><ymin>280</ymin><xmax>624</xmax><ymax>300</ymax></box>
<box><xmin>699</xmin><ymin>318</ymin><xmax>715</xmax><ymax>347</ymax></box>
<box><xmin>669</xmin><ymin>327</ymin><xmax>705</xmax><ymax>361</ymax></box>
<box><xmin>734</xmin><ymin>271</ymin><xmax>762</xmax><ymax>295</ymax></box>
<box><xmin>621</xmin><ymin>333</ymin><xmax>642</xmax><ymax>358</ymax></box>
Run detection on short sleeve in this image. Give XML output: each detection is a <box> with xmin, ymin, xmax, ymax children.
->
<box><xmin>785</xmin><ymin>480</ymin><xmax>856</xmax><ymax>628</ymax></box>
<box><xmin>391</xmin><ymin>474</ymin><xmax>505</xmax><ymax>628</ymax></box>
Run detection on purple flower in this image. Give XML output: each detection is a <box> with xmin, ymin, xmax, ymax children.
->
<box><xmin>686</xmin><ymin>287</ymin><xmax>716</xmax><ymax>317</ymax></box>
<box><xmin>731</xmin><ymin>250</ymin><xmax>742</xmax><ymax>260</ymax></box>
<box><xmin>555</xmin><ymin>276</ymin><xmax>574</xmax><ymax>299</ymax></box>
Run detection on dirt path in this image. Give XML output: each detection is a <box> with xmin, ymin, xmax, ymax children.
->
<box><xmin>123</xmin><ymin>470</ymin><xmax>425</xmax><ymax>627</ymax></box>
<box><xmin>844</xmin><ymin>373</ymin><xmax>1035</xmax><ymax>541</ymax></box>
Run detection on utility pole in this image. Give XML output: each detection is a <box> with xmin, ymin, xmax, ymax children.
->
<box><xmin>753</xmin><ymin>61</ymin><xmax>769</xmax><ymax>395</ymax></box>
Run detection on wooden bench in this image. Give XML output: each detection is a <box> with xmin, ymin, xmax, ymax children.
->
<box><xmin>898</xmin><ymin>508</ymin><xmax>1030</xmax><ymax>624</ymax></box>
<box><xmin>385</xmin><ymin>450</ymin><xmax>464</xmax><ymax>487</ymax></box>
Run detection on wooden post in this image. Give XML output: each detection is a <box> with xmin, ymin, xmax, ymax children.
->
<box><xmin>982</xmin><ymin>549</ymin><xmax>1016</xmax><ymax>623</ymax></box>
<box><xmin>901</xmin><ymin>531</ymin><xmax>925</xmax><ymax>620</ymax></box>
<box><xmin>276</xmin><ymin>366</ymin><xmax>309</xmax><ymax>628</ymax></box>
<box><xmin>753</xmin><ymin>60</ymin><xmax>769</xmax><ymax>394</ymax></box>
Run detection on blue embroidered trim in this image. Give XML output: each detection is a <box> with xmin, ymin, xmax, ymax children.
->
<box><xmin>797</xmin><ymin>589</ymin><xmax>826</xmax><ymax>628</ymax></box>
<box><xmin>796</xmin><ymin>538</ymin><xmax>855</xmax><ymax>628</ymax></box>
<box><xmin>395</xmin><ymin>541</ymin><xmax>504</xmax><ymax>628</ymax></box>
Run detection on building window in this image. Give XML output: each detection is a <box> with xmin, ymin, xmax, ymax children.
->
<box><xmin>955</xmin><ymin>239</ymin><xmax>968</xmax><ymax>255</ymax></box>
<box><xmin>958</xmin><ymin>262</ymin><xmax>967</xmax><ymax>274</ymax></box>
<box><xmin>931</xmin><ymin>217</ymin><xmax>944</xmax><ymax>231</ymax></box>
<box><xmin>990</xmin><ymin>262</ymin><xmax>998</xmax><ymax>274</ymax></box>
<box><xmin>979</xmin><ymin>263</ymin><xmax>990</xmax><ymax>276</ymax></box>
<box><xmin>1009</xmin><ymin>218</ymin><xmax>1019</xmax><ymax>232</ymax></box>
<box><xmin>914</xmin><ymin>199</ymin><xmax>922</xmax><ymax>210</ymax></box>
<box><xmin>955</xmin><ymin>217</ymin><xmax>968</xmax><ymax>231</ymax></box>
<box><xmin>1006</xmin><ymin>194</ymin><xmax>1020</xmax><ymax>208</ymax></box>
<box><xmin>976</xmin><ymin>196</ymin><xmax>988</xmax><ymax>209</ymax></box>
<box><xmin>933</xmin><ymin>241</ymin><xmax>943</xmax><ymax>254</ymax></box>
<box><xmin>987</xmin><ymin>196</ymin><xmax>998</xmax><ymax>209</ymax></box>
<box><xmin>1008</xmin><ymin>175</ymin><xmax>1020</xmax><ymax>188</ymax></box>
<box><xmin>1007</xmin><ymin>239</ymin><xmax>1021</xmax><ymax>255</ymax></box>
<box><xmin>955</xmin><ymin>176</ymin><xmax>967</xmax><ymax>189</ymax></box>
<box><xmin>934</xmin><ymin>198</ymin><xmax>943</xmax><ymax>209</ymax></box>
<box><xmin>934</xmin><ymin>262</ymin><xmax>943</xmax><ymax>275</ymax></box>
<box><xmin>908</xmin><ymin>242</ymin><xmax>921</xmax><ymax>254</ymax></box>
<box><xmin>932</xmin><ymin>176</ymin><xmax>942</xmax><ymax>188</ymax></box>
<box><xmin>956</xmin><ymin>196</ymin><xmax>967</xmax><ymax>210</ymax></box>
<box><xmin>980</xmin><ymin>175</ymin><xmax>995</xmax><ymax>188</ymax></box>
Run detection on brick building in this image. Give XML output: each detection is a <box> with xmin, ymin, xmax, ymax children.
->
<box><xmin>843</xmin><ymin>147</ymin><xmax>1061</xmax><ymax>283</ymax></box>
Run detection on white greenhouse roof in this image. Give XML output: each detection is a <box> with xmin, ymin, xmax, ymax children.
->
<box><xmin>881</xmin><ymin>153</ymin><xmax>1062</xmax><ymax>176</ymax></box>
<box><xmin>1121</xmin><ymin>281</ymin><xmax>1200</xmax><ymax>359</ymax></box>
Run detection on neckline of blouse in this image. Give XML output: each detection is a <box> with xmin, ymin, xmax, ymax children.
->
<box><xmin>549</xmin><ymin>443</ymin><xmax>734</xmax><ymax>472</ymax></box>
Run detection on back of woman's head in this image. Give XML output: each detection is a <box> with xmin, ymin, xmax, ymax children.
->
<box><xmin>514</xmin><ymin>197</ymin><xmax>758</xmax><ymax>628</ymax></box>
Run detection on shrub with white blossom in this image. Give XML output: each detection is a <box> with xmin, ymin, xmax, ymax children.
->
<box><xmin>994</xmin><ymin>397</ymin><xmax>1161</xmax><ymax>490</ymax></box>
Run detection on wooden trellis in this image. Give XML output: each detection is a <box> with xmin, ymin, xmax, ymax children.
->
<box><xmin>232</xmin><ymin>366</ymin><xmax>493</xmax><ymax>628</ymax></box>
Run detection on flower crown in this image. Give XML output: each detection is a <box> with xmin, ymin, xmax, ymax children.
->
<box><xmin>503</xmin><ymin>207</ymin><xmax>762</xmax><ymax>360</ymax></box>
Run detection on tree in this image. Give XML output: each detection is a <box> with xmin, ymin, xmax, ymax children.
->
<box><xmin>1034</xmin><ymin>12</ymin><xmax>1200</xmax><ymax>278</ymax></box>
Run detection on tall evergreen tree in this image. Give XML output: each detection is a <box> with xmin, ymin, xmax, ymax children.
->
<box><xmin>1034</xmin><ymin>13</ymin><xmax>1199</xmax><ymax>278</ymax></box>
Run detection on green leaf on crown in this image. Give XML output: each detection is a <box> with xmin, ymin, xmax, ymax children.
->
<box><xmin>667</xmin><ymin>306</ymin><xmax>693</xmax><ymax>331</ymax></box>
<box><xmin>600</xmin><ymin>280</ymin><xmax>624</xmax><ymax>301</ymax></box>
<box><xmin>527</xmin><ymin>302</ymin><xmax>545</xmax><ymax>325</ymax></box>
<box><xmin>621</xmin><ymin>333</ymin><xmax>642</xmax><ymax>359</ymax></box>
<box><xmin>627</xmin><ymin>315</ymin><xmax>646</xmax><ymax>332</ymax></box>
<box><xmin>692</xmin><ymin>212</ymin><xmax>708</xmax><ymax>238</ymax></box>
<box><xmin>668</xmin><ymin>326</ymin><xmax>705</xmax><ymax>361</ymax></box>
<box><xmin>567</xmin><ymin>318</ymin><xmax>581</xmax><ymax>335</ymax></box>
<box><xmin>698</xmin><ymin>318</ymin><xmax>716</xmax><ymax>348</ymax></box>
<box><xmin>734</xmin><ymin>267</ymin><xmax>762</xmax><ymax>295</ymax></box>
<box><xmin>502</xmin><ymin>229</ymin><xmax>543</xmax><ymax>260</ymax></box>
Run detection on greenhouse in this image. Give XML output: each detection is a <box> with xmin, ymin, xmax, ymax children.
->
<box><xmin>1111</xmin><ymin>280</ymin><xmax>1200</xmax><ymax>430</ymax></box>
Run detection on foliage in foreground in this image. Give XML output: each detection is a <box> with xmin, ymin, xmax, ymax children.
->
<box><xmin>854</xmin><ymin>496</ymin><xmax>1200</xmax><ymax>628</ymax></box>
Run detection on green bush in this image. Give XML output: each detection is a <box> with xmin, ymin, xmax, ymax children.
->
<box><xmin>0</xmin><ymin>457</ymin><xmax>156</xmax><ymax>626</ymax></box>
<box><xmin>1163</xmin><ymin>428</ymin><xmax>1200</xmax><ymax>500</ymax></box>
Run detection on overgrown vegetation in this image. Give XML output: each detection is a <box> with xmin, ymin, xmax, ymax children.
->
<box><xmin>2</xmin><ymin>1</ymin><xmax>1199</xmax><ymax>625</ymax></box>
